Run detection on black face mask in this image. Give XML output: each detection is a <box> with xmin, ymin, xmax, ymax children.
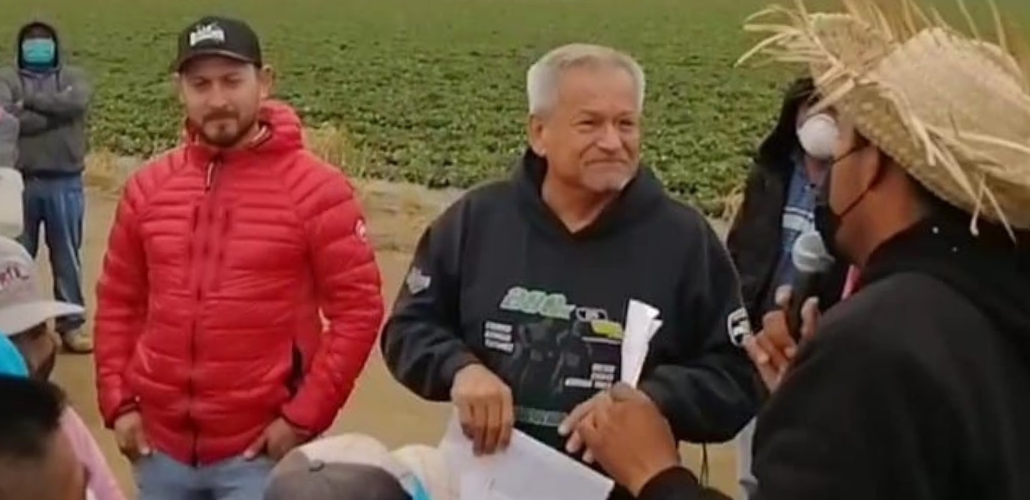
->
<box><xmin>813</xmin><ymin>147</ymin><xmax>879</xmax><ymax>262</ymax></box>
<box><xmin>814</xmin><ymin>167</ymin><xmax>843</xmax><ymax>259</ymax></box>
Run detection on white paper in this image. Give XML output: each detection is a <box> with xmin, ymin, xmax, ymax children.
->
<box><xmin>440</xmin><ymin>413</ymin><xmax>614</xmax><ymax>500</ymax></box>
<box><xmin>621</xmin><ymin>299</ymin><xmax>662</xmax><ymax>386</ymax></box>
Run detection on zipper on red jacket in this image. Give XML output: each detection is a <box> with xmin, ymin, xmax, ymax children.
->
<box><xmin>188</xmin><ymin>155</ymin><xmax>222</xmax><ymax>466</ymax></box>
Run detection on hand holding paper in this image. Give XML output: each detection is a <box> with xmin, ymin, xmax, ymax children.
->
<box><xmin>621</xmin><ymin>299</ymin><xmax>662</xmax><ymax>387</ymax></box>
<box><xmin>434</xmin><ymin>299</ymin><xmax>662</xmax><ymax>500</ymax></box>
<box><xmin>440</xmin><ymin>412</ymin><xmax>614</xmax><ymax>500</ymax></box>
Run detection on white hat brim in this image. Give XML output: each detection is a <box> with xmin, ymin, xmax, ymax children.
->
<box><xmin>0</xmin><ymin>300</ymin><xmax>85</xmax><ymax>336</ymax></box>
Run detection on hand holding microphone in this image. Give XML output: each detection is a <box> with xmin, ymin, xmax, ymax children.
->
<box><xmin>785</xmin><ymin>231</ymin><xmax>835</xmax><ymax>341</ymax></box>
<box><xmin>743</xmin><ymin>231</ymin><xmax>833</xmax><ymax>392</ymax></box>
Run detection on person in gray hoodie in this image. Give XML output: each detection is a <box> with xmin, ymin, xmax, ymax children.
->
<box><xmin>0</xmin><ymin>20</ymin><xmax>93</xmax><ymax>353</ymax></box>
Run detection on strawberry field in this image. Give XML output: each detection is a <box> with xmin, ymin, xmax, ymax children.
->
<box><xmin>3</xmin><ymin>0</ymin><xmax>1028</xmax><ymax>212</ymax></box>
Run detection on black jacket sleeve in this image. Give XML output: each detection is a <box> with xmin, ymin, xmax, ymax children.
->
<box><xmin>637</xmin><ymin>467</ymin><xmax>734</xmax><ymax>500</ymax></box>
<box><xmin>379</xmin><ymin>200</ymin><xmax>480</xmax><ymax>402</ymax></box>
<box><xmin>639</xmin><ymin>220</ymin><xmax>760</xmax><ymax>443</ymax></box>
<box><xmin>748</xmin><ymin>307</ymin><xmax>957</xmax><ymax>500</ymax></box>
<box><xmin>725</xmin><ymin>163</ymin><xmax>775</xmax><ymax>323</ymax></box>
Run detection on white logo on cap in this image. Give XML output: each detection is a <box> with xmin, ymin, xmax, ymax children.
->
<box><xmin>189</xmin><ymin>23</ymin><xmax>226</xmax><ymax>47</ymax></box>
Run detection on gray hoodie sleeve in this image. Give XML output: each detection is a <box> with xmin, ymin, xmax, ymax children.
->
<box><xmin>0</xmin><ymin>109</ymin><xmax>18</xmax><ymax>166</ymax></box>
<box><xmin>0</xmin><ymin>84</ymin><xmax>16</xmax><ymax>166</ymax></box>
<box><xmin>0</xmin><ymin>70</ymin><xmax>52</xmax><ymax>135</ymax></box>
<box><xmin>14</xmin><ymin>109</ymin><xmax>52</xmax><ymax>136</ymax></box>
<box><xmin>23</xmin><ymin>66</ymin><xmax>92</xmax><ymax>120</ymax></box>
<box><xmin>0</xmin><ymin>79</ymin><xmax>11</xmax><ymax>111</ymax></box>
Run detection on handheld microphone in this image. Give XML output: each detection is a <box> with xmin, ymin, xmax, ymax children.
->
<box><xmin>786</xmin><ymin>231</ymin><xmax>835</xmax><ymax>341</ymax></box>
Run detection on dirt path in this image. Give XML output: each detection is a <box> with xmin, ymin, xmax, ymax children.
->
<box><xmin>44</xmin><ymin>183</ymin><xmax>740</xmax><ymax>499</ymax></box>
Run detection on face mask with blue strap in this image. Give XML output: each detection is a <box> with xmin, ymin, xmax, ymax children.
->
<box><xmin>21</xmin><ymin>38</ymin><xmax>56</xmax><ymax>66</ymax></box>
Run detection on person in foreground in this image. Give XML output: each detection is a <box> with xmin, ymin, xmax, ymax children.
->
<box><xmin>0</xmin><ymin>20</ymin><xmax>94</xmax><ymax>353</ymax></box>
<box><xmin>380</xmin><ymin>43</ymin><xmax>758</xmax><ymax>498</ymax></box>
<box><xmin>0</xmin><ymin>375</ymin><xmax>87</xmax><ymax>500</ymax></box>
<box><xmin>0</xmin><ymin>236</ymin><xmax>125</xmax><ymax>500</ymax></box>
<box><xmin>93</xmin><ymin>16</ymin><xmax>384</xmax><ymax>500</ymax></box>
<box><xmin>578</xmin><ymin>0</ymin><xmax>1030</xmax><ymax>498</ymax></box>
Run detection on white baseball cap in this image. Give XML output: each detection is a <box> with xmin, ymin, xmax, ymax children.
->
<box><xmin>264</xmin><ymin>434</ymin><xmax>453</xmax><ymax>500</ymax></box>
<box><xmin>0</xmin><ymin>236</ymin><xmax>84</xmax><ymax>336</ymax></box>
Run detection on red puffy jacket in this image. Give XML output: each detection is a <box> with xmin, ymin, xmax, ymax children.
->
<box><xmin>94</xmin><ymin>100</ymin><xmax>384</xmax><ymax>466</ymax></box>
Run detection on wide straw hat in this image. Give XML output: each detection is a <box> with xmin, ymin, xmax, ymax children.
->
<box><xmin>737</xmin><ymin>0</ymin><xmax>1030</xmax><ymax>234</ymax></box>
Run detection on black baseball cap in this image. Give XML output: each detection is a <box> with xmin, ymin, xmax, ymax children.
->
<box><xmin>174</xmin><ymin>15</ymin><xmax>262</xmax><ymax>72</ymax></box>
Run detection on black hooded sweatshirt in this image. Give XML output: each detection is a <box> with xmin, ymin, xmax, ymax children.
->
<box><xmin>381</xmin><ymin>149</ymin><xmax>759</xmax><ymax>464</ymax></box>
<box><xmin>636</xmin><ymin>214</ymin><xmax>1030</xmax><ymax>500</ymax></box>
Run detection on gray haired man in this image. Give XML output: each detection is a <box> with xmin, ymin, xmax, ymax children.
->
<box><xmin>379</xmin><ymin>43</ymin><xmax>758</xmax><ymax>499</ymax></box>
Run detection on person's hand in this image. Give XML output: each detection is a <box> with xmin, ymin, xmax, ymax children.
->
<box><xmin>579</xmin><ymin>383</ymin><xmax>680</xmax><ymax>496</ymax></box>
<box><xmin>113</xmin><ymin>411</ymin><xmax>151</xmax><ymax>462</ymax></box>
<box><xmin>743</xmin><ymin>285</ymin><xmax>820</xmax><ymax>392</ymax></box>
<box><xmin>559</xmin><ymin>391</ymin><xmax>615</xmax><ymax>463</ymax></box>
<box><xmin>244</xmin><ymin>418</ymin><xmax>306</xmax><ymax>461</ymax></box>
<box><xmin>451</xmin><ymin>363</ymin><xmax>514</xmax><ymax>456</ymax></box>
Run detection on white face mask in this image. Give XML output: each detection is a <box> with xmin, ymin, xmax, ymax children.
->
<box><xmin>797</xmin><ymin>113</ymin><xmax>839</xmax><ymax>161</ymax></box>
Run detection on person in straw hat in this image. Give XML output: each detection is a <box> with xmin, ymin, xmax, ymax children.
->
<box><xmin>571</xmin><ymin>0</ymin><xmax>1030</xmax><ymax>499</ymax></box>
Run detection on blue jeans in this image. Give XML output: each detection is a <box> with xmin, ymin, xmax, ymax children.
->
<box><xmin>134</xmin><ymin>453</ymin><xmax>274</xmax><ymax>500</ymax></box>
<box><xmin>18</xmin><ymin>175</ymin><xmax>85</xmax><ymax>334</ymax></box>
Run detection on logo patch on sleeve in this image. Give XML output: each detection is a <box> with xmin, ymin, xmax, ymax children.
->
<box><xmin>405</xmin><ymin>266</ymin><xmax>431</xmax><ymax>295</ymax></box>
<box><xmin>727</xmin><ymin>307</ymin><xmax>752</xmax><ymax>347</ymax></box>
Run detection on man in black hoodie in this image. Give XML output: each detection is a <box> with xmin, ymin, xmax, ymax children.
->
<box><xmin>380</xmin><ymin>43</ymin><xmax>758</xmax><ymax>498</ymax></box>
<box><xmin>576</xmin><ymin>1</ymin><xmax>1030</xmax><ymax>499</ymax></box>
<box><xmin>0</xmin><ymin>21</ymin><xmax>93</xmax><ymax>354</ymax></box>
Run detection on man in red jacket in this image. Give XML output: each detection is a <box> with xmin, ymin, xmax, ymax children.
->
<box><xmin>93</xmin><ymin>15</ymin><xmax>384</xmax><ymax>500</ymax></box>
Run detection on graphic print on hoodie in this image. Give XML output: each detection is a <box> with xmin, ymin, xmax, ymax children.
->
<box><xmin>381</xmin><ymin>149</ymin><xmax>759</xmax><ymax>456</ymax></box>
